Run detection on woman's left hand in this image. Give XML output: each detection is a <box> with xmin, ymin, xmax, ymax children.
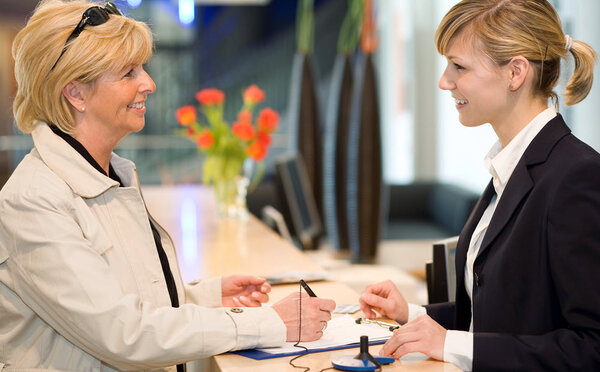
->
<box><xmin>379</xmin><ymin>314</ymin><xmax>446</xmax><ymax>361</ymax></box>
<box><xmin>222</xmin><ymin>275</ymin><xmax>271</xmax><ymax>307</ymax></box>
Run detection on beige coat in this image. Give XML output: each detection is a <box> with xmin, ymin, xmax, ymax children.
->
<box><xmin>0</xmin><ymin>122</ymin><xmax>285</xmax><ymax>371</ymax></box>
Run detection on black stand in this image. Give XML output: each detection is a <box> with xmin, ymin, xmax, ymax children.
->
<box><xmin>354</xmin><ymin>336</ymin><xmax>381</xmax><ymax>368</ymax></box>
<box><xmin>331</xmin><ymin>335</ymin><xmax>393</xmax><ymax>371</ymax></box>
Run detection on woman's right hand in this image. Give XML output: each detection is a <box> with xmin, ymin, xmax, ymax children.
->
<box><xmin>272</xmin><ymin>292</ymin><xmax>336</xmax><ymax>342</ymax></box>
<box><xmin>359</xmin><ymin>280</ymin><xmax>408</xmax><ymax>324</ymax></box>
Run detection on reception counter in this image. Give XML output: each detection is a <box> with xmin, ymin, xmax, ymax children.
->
<box><xmin>141</xmin><ymin>185</ymin><xmax>460</xmax><ymax>372</ymax></box>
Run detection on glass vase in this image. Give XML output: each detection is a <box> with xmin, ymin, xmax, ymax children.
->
<box><xmin>214</xmin><ymin>175</ymin><xmax>249</xmax><ymax>219</ymax></box>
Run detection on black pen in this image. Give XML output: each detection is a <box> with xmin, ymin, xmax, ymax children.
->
<box><xmin>300</xmin><ymin>279</ymin><xmax>317</xmax><ymax>297</ymax></box>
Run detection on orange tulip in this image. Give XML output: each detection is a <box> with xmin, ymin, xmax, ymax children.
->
<box><xmin>257</xmin><ymin>108</ymin><xmax>279</xmax><ymax>133</ymax></box>
<box><xmin>196</xmin><ymin>129</ymin><xmax>214</xmax><ymax>149</ymax></box>
<box><xmin>195</xmin><ymin>88</ymin><xmax>225</xmax><ymax>106</ymax></box>
<box><xmin>175</xmin><ymin>105</ymin><xmax>197</xmax><ymax>126</ymax></box>
<box><xmin>256</xmin><ymin>131</ymin><xmax>271</xmax><ymax>147</ymax></box>
<box><xmin>237</xmin><ymin>110</ymin><xmax>252</xmax><ymax>123</ymax></box>
<box><xmin>176</xmin><ymin>84</ymin><xmax>280</xmax><ymax>168</ymax></box>
<box><xmin>243</xmin><ymin>85</ymin><xmax>265</xmax><ymax>104</ymax></box>
<box><xmin>232</xmin><ymin>121</ymin><xmax>255</xmax><ymax>141</ymax></box>
<box><xmin>246</xmin><ymin>141</ymin><xmax>267</xmax><ymax>161</ymax></box>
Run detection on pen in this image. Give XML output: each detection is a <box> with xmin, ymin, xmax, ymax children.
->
<box><xmin>300</xmin><ymin>279</ymin><xmax>317</xmax><ymax>297</ymax></box>
<box><xmin>355</xmin><ymin>317</ymin><xmax>400</xmax><ymax>331</ymax></box>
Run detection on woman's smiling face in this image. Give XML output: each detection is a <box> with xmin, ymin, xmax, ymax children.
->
<box><xmin>438</xmin><ymin>32</ymin><xmax>510</xmax><ymax>128</ymax></box>
<box><xmin>82</xmin><ymin>64</ymin><xmax>155</xmax><ymax>138</ymax></box>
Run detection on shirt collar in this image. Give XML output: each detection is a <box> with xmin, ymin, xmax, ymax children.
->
<box><xmin>32</xmin><ymin>122</ymin><xmax>135</xmax><ymax>197</ymax></box>
<box><xmin>484</xmin><ymin>106</ymin><xmax>557</xmax><ymax>196</ymax></box>
<box><xmin>49</xmin><ymin>124</ymin><xmax>123</xmax><ymax>186</ymax></box>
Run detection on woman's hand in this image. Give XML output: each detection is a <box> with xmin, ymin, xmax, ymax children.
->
<box><xmin>221</xmin><ymin>275</ymin><xmax>271</xmax><ymax>307</ymax></box>
<box><xmin>272</xmin><ymin>292</ymin><xmax>336</xmax><ymax>342</ymax></box>
<box><xmin>359</xmin><ymin>280</ymin><xmax>408</xmax><ymax>324</ymax></box>
<box><xmin>380</xmin><ymin>314</ymin><xmax>446</xmax><ymax>361</ymax></box>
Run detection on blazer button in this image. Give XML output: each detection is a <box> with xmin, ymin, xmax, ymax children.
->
<box><xmin>474</xmin><ymin>273</ymin><xmax>481</xmax><ymax>287</ymax></box>
<box><xmin>230</xmin><ymin>307</ymin><xmax>244</xmax><ymax>313</ymax></box>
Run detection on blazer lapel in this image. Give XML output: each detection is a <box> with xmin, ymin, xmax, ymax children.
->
<box><xmin>455</xmin><ymin>181</ymin><xmax>495</xmax><ymax>287</ymax></box>
<box><xmin>454</xmin><ymin>181</ymin><xmax>496</xmax><ymax>296</ymax></box>
<box><xmin>453</xmin><ymin>180</ymin><xmax>495</xmax><ymax>329</ymax></box>
<box><xmin>476</xmin><ymin>114</ymin><xmax>571</xmax><ymax>259</ymax></box>
<box><xmin>477</xmin><ymin>165</ymin><xmax>533</xmax><ymax>258</ymax></box>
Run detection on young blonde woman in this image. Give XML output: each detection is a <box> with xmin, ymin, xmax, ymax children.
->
<box><xmin>0</xmin><ymin>1</ymin><xmax>335</xmax><ymax>370</ymax></box>
<box><xmin>360</xmin><ymin>1</ymin><xmax>600</xmax><ymax>371</ymax></box>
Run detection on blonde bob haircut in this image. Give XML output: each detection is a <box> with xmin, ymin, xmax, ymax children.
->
<box><xmin>435</xmin><ymin>0</ymin><xmax>597</xmax><ymax>107</ymax></box>
<box><xmin>12</xmin><ymin>0</ymin><xmax>153</xmax><ymax>134</ymax></box>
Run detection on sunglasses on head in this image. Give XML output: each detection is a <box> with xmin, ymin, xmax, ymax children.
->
<box><xmin>50</xmin><ymin>2</ymin><xmax>123</xmax><ymax>71</ymax></box>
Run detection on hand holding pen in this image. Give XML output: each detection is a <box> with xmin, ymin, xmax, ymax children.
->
<box><xmin>272</xmin><ymin>279</ymin><xmax>336</xmax><ymax>342</ymax></box>
<box><xmin>300</xmin><ymin>279</ymin><xmax>317</xmax><ymax>297</ymax></box>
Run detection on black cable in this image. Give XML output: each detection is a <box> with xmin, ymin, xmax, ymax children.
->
<box><xmin>289</xmin><ymin>281</ymin><xmax>310</xmax><ymax>371</ymax></box>
<box><xmin>289</xmin><ymin>350</ymin><xmax>310</xmax><ymax>372</ymax></box>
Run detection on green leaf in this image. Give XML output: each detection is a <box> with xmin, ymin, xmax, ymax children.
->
<box><xmin>338</xmin><ymin>0</ymin><xmax>363</xmax><ymax>54</ymax></box>
<box><xmin>296</xmin><ymin>0</ymin><xmax>314</xmax><ymax>54</ymax></box>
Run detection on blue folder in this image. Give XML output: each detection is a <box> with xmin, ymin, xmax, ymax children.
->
<box><xmin>231</xmin><ymin>339</ymin><xmax>387</xmax><ymax>360</ymax></box>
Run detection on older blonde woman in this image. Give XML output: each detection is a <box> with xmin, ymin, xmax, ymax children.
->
<box><xmin>360</xmin><ymin>1</ymin><xmax>600</xmax><ymax>371</ymax></box>
<box><xmin>0</xmin><ymin>1</ymin><xmax>335</xmax><ymax>370</ymax></box>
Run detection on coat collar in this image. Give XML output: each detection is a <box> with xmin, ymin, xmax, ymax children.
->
<box><xmin>32</xmin><ymin>121</ymin><xmax>138</xmax><ymax>198</ymax></box>
<box><xmin>475</xmin><ymin>114</ymin><xmax>571</xmax><ymax>259</ymax></box>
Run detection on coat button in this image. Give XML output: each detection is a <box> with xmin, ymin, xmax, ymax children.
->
<box><xmin>230</xmin><ymin>307</ymin><xmax>243</xmax><ymax>313</ymax></box>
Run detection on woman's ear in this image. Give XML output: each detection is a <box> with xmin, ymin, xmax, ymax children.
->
<box><xmin>62</xmin><ymin>82</ymin><xmax>86</xmax><ymax>113</ymax></box>
<box><xmin>507</xmin><ymin>56</ymin><xmax>530</xmax><ymax>91</ymax></box>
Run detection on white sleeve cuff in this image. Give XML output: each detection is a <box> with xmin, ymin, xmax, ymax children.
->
<box><xmin>443</xmin><ymin>330</ymin><xmax>473</xmax><ymax>371</ymax></box>
<box><xmin>225</xmin><ymin>306</ymin><xmax>286</xmax><ymax>350</ymax></box>
<box><xmin>406</xmin><ymin>303</ymin><xmax>427</xmax><ymax>323</ymax></box>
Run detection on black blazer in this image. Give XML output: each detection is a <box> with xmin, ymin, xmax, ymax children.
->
<box><xmin>426</xmin><ymin>115</ymin><xmax>600</xmax><ymax>371</ymax></box>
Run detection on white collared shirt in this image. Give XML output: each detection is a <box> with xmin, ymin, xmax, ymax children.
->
<box><xmin>408</xmin><ymin>107</ymin><xmax>557</xmax><ymax>371</ymax></box>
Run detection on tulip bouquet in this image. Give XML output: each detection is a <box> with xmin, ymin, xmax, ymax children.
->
<box><xmin>175</xmin><ymin>85</ymin><xmax>279</xmax><ymax>217</ymax></box>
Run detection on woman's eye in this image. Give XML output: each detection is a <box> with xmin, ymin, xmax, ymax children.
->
<box><xmin>124</xmin><ymin>69</ymin><xmax>134</xmax><ymax>78</ymax></box>
<box><xmin>454</xmin><ymin>63</ymin><xmax>464</xmax><ymax>70</ymax></box>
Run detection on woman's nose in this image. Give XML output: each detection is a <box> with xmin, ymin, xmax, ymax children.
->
<box><xmin>438</xmin><ymin>67</ymin><xmax>455</xmax><ymax>91</ymax></box>
<box><xmin>141</xmin><ymin>69</ymin><xmax>156</xmax><ymax>94</ymax></box>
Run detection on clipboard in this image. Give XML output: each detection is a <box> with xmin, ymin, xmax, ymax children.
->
<box><xmin>230</xmin><ymin>315</ymin><xmax>393</xmax><ymax>360</ymax></box>
<box><xmin>232</xmin><ymin>339</ymin><xmax>387</xmax><ymax>360</ymax></box>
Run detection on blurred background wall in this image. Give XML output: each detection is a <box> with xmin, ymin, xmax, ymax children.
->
<box><xmin>0</xmin><ymin>0</ymin><xmax>598</xmax><ymax>190</ymax></box>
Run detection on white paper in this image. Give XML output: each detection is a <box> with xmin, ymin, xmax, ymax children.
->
<box><xmin>256</xmin><ymin>315</ymin><xmax>393</xmax><ymax>355</ymax></box>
